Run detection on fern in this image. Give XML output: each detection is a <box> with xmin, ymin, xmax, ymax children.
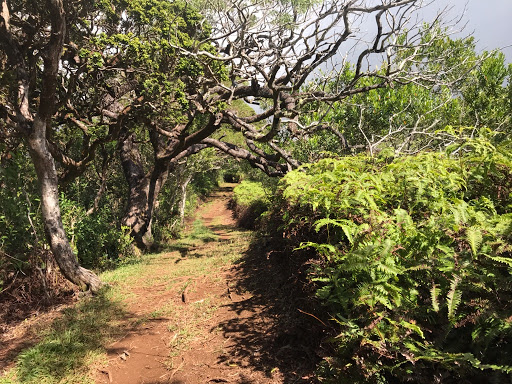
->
<box><xmin>486</xmin><ymin>255</ymin><xmax>512</xmax><ymax>267</ymax></box>
<box><xmin>431</xmin><ymin>282</ymin><xmax>440</xmax><ymax>312</ymax></box>
<box><xmin>297</xmin><ymin>241</ymin><xmax>337</xmax><ymax>258</ymax></box>
<box><xmin>400</xmin><ymin>319</ymin><xmax>425</xmax><ymax>339</ymax></box>
<box><xmin>451</xmin><ymin>200</ymin><xmax>469</xmax><ymax>226</ymax></box>
<box><xmin>314</xmin><ymin>218</ymin><xmax>358</xmax><ymax>245</ymax></box>
<box><xmin>274</xmin><ymin>132</ymin><xmax>512</xmax><ymax>382</ymax></box>
<box><xmin>466</xmin><ymin>227</ymin><xmax>483</xmax><ymax>256</ymax></box>
<box><xmin>447</xmin><ymin>276</ymin><xmax>462</xmax><ymax>322</ymax></box>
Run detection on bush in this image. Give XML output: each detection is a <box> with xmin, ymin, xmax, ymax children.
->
<box><xmin>75</xmin><ymin>214</ymin><xmax>136</xmax><ymax>269</ymax></box>
<box><xmin>274</xmin><ymin>132</ymin><xmax>512</xmax><ymax>383</ymax></box>
<box><xmin>0</xmin><ymin>148</ymin><xmax>43</xmax><ymax>257</ymax></box>
<box><xmin>191</xmin><ymin>169</ymin><xmax>220</xmax><ymax>196</ymax></box>
<box><xmin>231</xmin><ymin>181</ymin><xmax>270</xmax><ymax>229</ymax></box>
<box><xmin>60</xmin><ymin>196</ymin><xmax>136</xmax><ymax>269</ymax></box>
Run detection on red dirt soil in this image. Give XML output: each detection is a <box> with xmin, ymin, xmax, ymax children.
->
<box><xmin>1</xmin><ymin>186</ymin><xmax>324</xmax><ymax>383</ymax></box>
<box><xmin>96</xmin><ymin>187</ymin><xmax>322</xmax><ymax>384</ymax></box>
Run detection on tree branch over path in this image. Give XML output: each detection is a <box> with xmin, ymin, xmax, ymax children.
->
<box><xmin>0</xmin><ymin>0</ymin><xmax>469</xmax><ymax>286</ymax></box>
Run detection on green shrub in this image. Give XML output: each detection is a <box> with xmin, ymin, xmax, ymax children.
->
<box><xmin>191</xmin><ymin>169</ymin><xmax>220</xmax><ymax>196</ymax></box>
<box><xmin>232</xmin><ymin>181</ymin><xmax>270</xmax><ymax>229</ymax></box>
<box><xmin>60</xmin><ymin>196</ymin><xmax>136</xmax><ymax>269</ymax></box>
<box><xmin>0</xmin><ymin>148</ymin><xmax>43</xmax><ymax>257</ymax></box>
<box><xmin>152</xmin><ymin>180</ymin><xmax>185</xmax><ymax>244</ymax></box>
<box><xmin>233</xmin><ymin>180</ymin><xmax>267</xmax><ymax>205</ymax></box>
<box><xmin>275</xmin><ymin>131</ymin><xmax>512</xmax><ymax>383</ymax></box>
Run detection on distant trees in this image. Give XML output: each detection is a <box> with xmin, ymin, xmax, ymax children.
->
<box><xmin>0</xmin><ymin>0</ymin><xmax>467</xmax><ymax>291</ymax></box>
<box><xmin>292</xmin><ymin>35</ymin><xmax>511</xmax><ymax>160</ymax></box>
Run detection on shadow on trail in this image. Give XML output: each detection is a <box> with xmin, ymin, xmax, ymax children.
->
<box><xmin>213</xmin><ymin>185</ymin><xmax>236</xmax><ymax>194</ymax></box>
<box><xmin>166</xmin><ymin>235</ymin><xmax>238</xmax><ymax>260</ymax></box>
<box><xmin>215</xmin><ymin>237</ymin><xmax>327</xmax><ymax>383</ymax></box>
<box><xmin>167</xmin><ymin>377</ymin><xmax>255</xmax><ymax>384</ymax></box>
<box><xmin>207</xmin><ymin>223</ymin><xmax>239</xmax><ymax>235</ymax></box>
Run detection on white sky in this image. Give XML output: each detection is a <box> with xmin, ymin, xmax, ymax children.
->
<box><xmin>420</xmin><ymin>0</ymin><xmax>512</xmax><ymax>62</ymax></box>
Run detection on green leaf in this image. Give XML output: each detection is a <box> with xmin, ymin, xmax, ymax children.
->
<box><xmin>467</xmin><ymin>227</ymin><xmax>483</xmax><ymax>256</ymax></box>
<box><xmin>400</xmin><ymin>320</ymin><xmax>425</xmax><ymax>339</ymax></box>
<box><xmin>314</xmin><ymin>218</ymin><xmax>357</xmax><ymax>245</ymax></box>
<box><xmin>447</xmin><ymin>276</ymin><xmax>462</xmax><ymax>322</ymax></box>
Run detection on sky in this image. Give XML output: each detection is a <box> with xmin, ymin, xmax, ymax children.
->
<box><xmin>420</xmin><ymin>0</ymin><xmax>512</xmax><ymax>62</ymax></box>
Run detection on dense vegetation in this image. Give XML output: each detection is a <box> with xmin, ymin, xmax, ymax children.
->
<box><xmin>268</xmin><ymin>130</ymin><xmax>512</xmax><ymax>383</ymax></box>
<box><xmin>230</xmin><ymin>40</ymin><xmax>512</xmax><ymax>383</ymax></box>
<box><xmin>230</xmin><ymin>180</ymin><xmax>270</xmax><ymax>228</ymax></box>
<box><xmin>2</xmin><ymin>0</ymin><xmax>512</xmax><ymax>382</ymax></box>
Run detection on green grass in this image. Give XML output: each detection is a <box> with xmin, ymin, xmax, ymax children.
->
<box><xmin>189</xmin><ymin>219</ymin><xmax>219</xmax><ymax>242</ymax></box>
<box><xmin>163</xmin><ymin>219</ymin><xmax>220</xmax><ymax>256</ymax></box>
<box><xmin>1</xmin><ymin>288</ymin><xmax>128</xmax><ymax>384</ymax></box>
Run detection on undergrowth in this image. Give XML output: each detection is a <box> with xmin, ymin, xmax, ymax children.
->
<box><xmin>231</xmin><ymin>180</ymin><xmax>270</xmax><ymax>229</ymax></box>
<box><xmin>272</xmin><ymin>130</ymin><xmax>512</xmax><ymax>383</ymax></box>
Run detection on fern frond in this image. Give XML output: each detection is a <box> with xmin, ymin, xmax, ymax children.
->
<box><xmin>431</xmin><ymin>282</ymin><xmax>440</xmax><ymax>312</ymax></box>
<box><xmin>375</xmin><ymin>261</ymin><xmax>401</xmax><ymax>276</ymax></box>
<box><xmin>314</xmin><ymin>218</ymin><xmax>358</xmax><ymax>245</ymax></box>
<box><xmin>487</xmin><ymin>255</ymin><xmax>512</xmax><ymax>267</ymax></box>
<box><xmin>400</xmin><ymin>320</ymin><xmax>425</xmax><ymax>339</ymax></box>
<box><xmin>447</xmin><ymin>276</ymin><xmax>462</xmax><ymax>322</ymax></box>
<box><xmin>466</xmin><ymin>227</ymin><xmax>483</xmax><ymax>256</ymax></box>
<box><xmin>451</xmin><ymin>200</ymin><xmax>469</xmax><ymax>225</ymax></box>
<box><xmin>296</xmin><ymin>242</ymin><xmax>337</xmax><ymax>259</ymax></box>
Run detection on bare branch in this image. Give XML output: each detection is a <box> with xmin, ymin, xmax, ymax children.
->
<box><xmin>201</xmin><ymin>138</ymin><xmax>288</xmax><ymax>176</ymax></box>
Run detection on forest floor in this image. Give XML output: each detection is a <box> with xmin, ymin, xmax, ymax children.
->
<box><xmin>1</xmin><ymin>185</ymin><xmax>323</xmax><ymax>384</ymax></box>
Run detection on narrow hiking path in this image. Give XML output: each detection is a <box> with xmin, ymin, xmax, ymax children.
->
<box><xmin>93</xmin><ymin>185</ymin><xmax>318</xmax><ymax>384</ymax></box>
<box><xmin>1</xmin><ymin>185</ymin><xmax>320</xmax><ymax>383</ymax></box>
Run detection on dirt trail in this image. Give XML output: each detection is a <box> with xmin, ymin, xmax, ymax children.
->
<box><xmin>96</xmin><ymin>186</ymin><xmax>318</xmax><ymax>384</ymax></box>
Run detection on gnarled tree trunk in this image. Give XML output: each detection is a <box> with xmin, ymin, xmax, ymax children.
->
<box><xmin>119</xmin><ymin>130</ymin><xmax>168</xmax><ymax>249</ymax></box>
<box><xmin>0</xmin><ymin>0</ymin><xmax>102</xmax><ymax>293</ymax></box>
<box><xmin>28</xmin><ymin>118</ymin><xmax>102</xmax><ymax>293</ymax></box>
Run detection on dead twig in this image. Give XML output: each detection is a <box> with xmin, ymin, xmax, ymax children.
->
<box><xmin>169</xmin><ymin>357</ymin><xmax>185</xmax><ymax>379</ymax></box>
<box><xmin>97</xmin><ymin>368</ymin><xmax>113</xmax><ymax>383</ymax></box>
<box><xmin>297</xmin><ymin>308</ymin><xmax>328</xmax><ymax>327</ymax></box>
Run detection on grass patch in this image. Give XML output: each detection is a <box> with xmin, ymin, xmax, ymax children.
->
<box><xmin>2</xmin><ymin>288</ymin><xmax>128</xmax><ymax>384</ymax></box>
<box><xmin>163</xmin><ymin>219</ymin><xmax>220</xmax><ymax>256</ymax></box>
<box><xmin>189</xmin><ymin>219</ymin><xmax>218</xmax><ymax>242</ymax></box>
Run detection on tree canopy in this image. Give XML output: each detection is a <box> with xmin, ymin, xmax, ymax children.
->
<box><xmin>0</xmin><ymin>0</ymin><xmax>504</xmax><ymax>290</ymax></box>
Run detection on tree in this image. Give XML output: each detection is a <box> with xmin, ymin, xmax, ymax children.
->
<box><xmin>292</xmin><ymin>35</ymin><xmax>511</xmax><ymax>158</ymax></box>
<box><xmin>0</xmin><ymin>0</ymin><xmax>102</xmax><ymax>292</ymax></box>
<box><xmin>0</xmin><ymin>0</ymin><xmax>460</xmax><ymax>290</ymax></box>
<box><xmin>460</xmin><ymin>50</ymin><xmax>512</xmax><ymax>130</ymax></box>
<box><xmin>114</xmin><ymin>0</ymin><xmax>464</xmax><ymax>247</ymax></box>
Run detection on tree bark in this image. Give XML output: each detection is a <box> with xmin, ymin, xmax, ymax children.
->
<box><xmin>119</xmin><ymin>130</ymin><xmax>168</xmax><ymax>249</ymax></box>
<box><xmin>178</xmin><ymin>173</ymin><xmax>193</xmax><ymax>225</ymax></box>
<box><xmin>28</xmin><ymin>117</ymin><xmax>102</xmax><ymax>293</ymax></box>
